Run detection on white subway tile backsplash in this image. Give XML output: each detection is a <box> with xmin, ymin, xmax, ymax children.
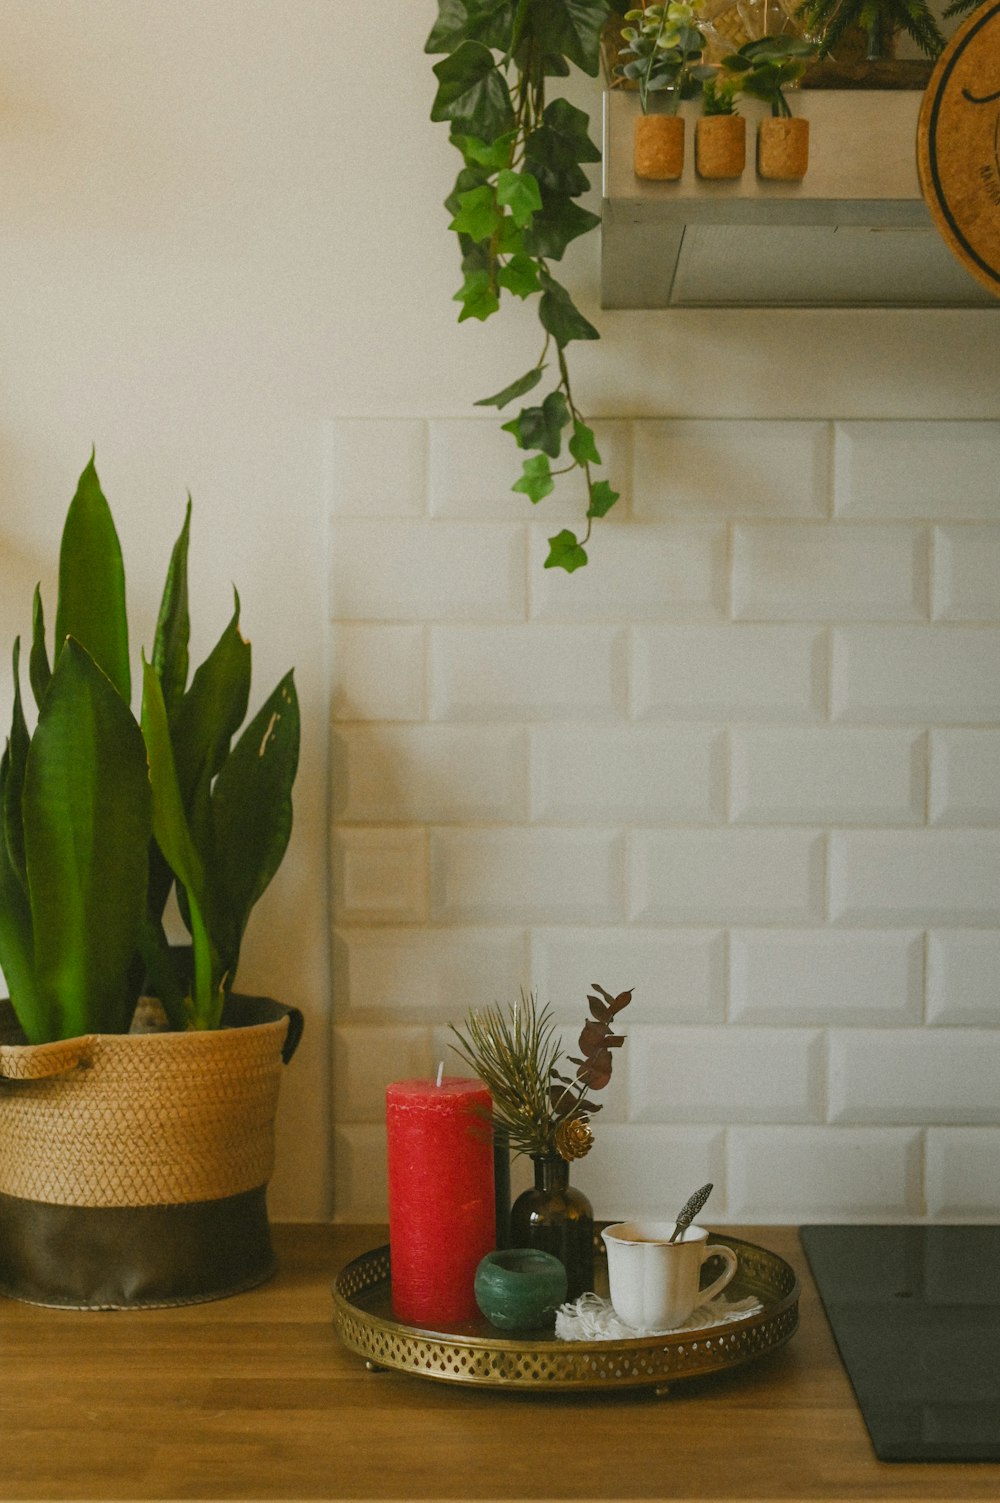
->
<box><xmin>329</xmin><ymin>414</ymin><xmax>1000</xmax><ymax>1223</ymax></box>
<box><xmin>929</xmin><ymin>731</ymin><xmax>1000</xmax><ymax>826</ymax></box>
<box><xmin>330</xmin><ymin>520</ymin><xmax>525</xmax><ymax>621</ymax></box>
<box><xmin>579</xmin><ymin>1126</ymin><xmax>727</xmax><ymax>1222</ymax></box>
<box><xmin>326</xmin><ymin>418</ymin><xmax>427</xmax><ymax>518</ymax></box>
<box><xmin>333</xmin><ymin>1026</ymin><xmax>433</xmax><ymax>1122</ymax></box>
<box><xmin>633</xmin><ymin>420</ymin><xmax>830</xmax><ymax>519</ymax></box>
<box><xmin>829</xmin><ymin>1029</ymin><xmax>1000</xmax><ymax>1124</ymax></box>
<box><xmin>729</xmin><ymin>1127</ymin><xmax>922</xmax><ymax>1219</ymax></box>
<box><xmin>926</xmin><ymin>930</ymin><xmax>1000</xmax><ymax>1025</ymax></box>
<box><xmin>926</xmin><ymin>1129</ymin><xmax>1000</xmax><ymax>1216</ymax></box>
<box><xmin>431</xmin><ymin>625</ymin><xmax>625</xmax><ymax>720</ymax></box>
<box><xmin>634</xmin><ymin>626</ymin><xmax>826</xmax><ymax>721</ymax></box>
<box><xmin>331</xmin><ymin>624</ymin><xmax>425</xmax><ymax>722</ymax></box>
<box><xmin>531</xmin><ymin>725</ymin><xmax>723</xmax><ymax>824</ymax></box>
<box><xmin>431</xmin><ymin>828</ymin><xmax>625</xmax><ymax>924</ymax></box>
<box><xmin>334</xmin><ymin>1126</ymin><xmax>389</xmax><ymax>1222</ymax></box>
<box><xmin>835</xmin><ymin>422</ymin><xmax>1000</xmax><ymax>519</ymax></box>
<box><xmin>530</xmin><ymin>928</ymin><xmax>726</xmax><ymax>1023</ymax></box>
<box><xmin>933</xmin><ymin>526</ymin><xmax>1000</xmax><ymax>620</ymax></box>
<box><xmin>632</xmin><ymin>829</ymin><xmax>824</xmax><ymax>923</ymax></box>
<box><xmin>334</xmin><ymin>926</ymin><xmax>529</xmax><ymax>1021</ymax></box>
<box><xmin>830</xmin><ymin>831</ymin><xmax>1000</xmax><ymax>924</ymax></box>
<box><xmin>630</xmin><ymin>1026</ymin><xmax>824</xmax><ymax>1123</ymax></box>
<box><xmin>832</xmin><ymin>626</ymin><xmax>1000</xmax><ymax>724</ymax></box>
<box><xmin>732</xmin><ymin>524</ymin><xmax>927</xmax><ymax>621</ymax></box>
<box><xmin>333</xmin><ymin>828</ymin><xmax>428</xmax><ymax>924</ymax></box>
<box><xmin>530</xmin><ymin>524</ymin><xmax>726</xmax><ymax>621</ymax></box>
<box><xmin>731</xmin><ymin>728</ymin><xmax>925</xmax><ymax>826</ymax></box>
<box><xmin>334</xmin><ymin>724</ymin><xmax>527</xmax><ymax>824</ymax></box>
<box><xmin>730</xmin><ymin>929</ymin><xmax>923</xmax><ymax>1025</ymax></box>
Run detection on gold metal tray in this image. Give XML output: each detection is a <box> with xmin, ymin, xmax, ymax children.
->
<box><xmin>331</xmin><ymin>1231</ymin><xmax>799</xmax><ymax>1392</ymax></box>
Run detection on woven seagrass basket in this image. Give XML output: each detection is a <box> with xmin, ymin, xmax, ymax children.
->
<box><xmin>0</xmin><ymin>992</ymin><xmax>302</xmax><ymax>1309</ymax></box>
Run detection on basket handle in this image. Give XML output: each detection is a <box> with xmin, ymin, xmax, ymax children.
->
<box><xmin>0</xmin><ymin>1035</ymin><xmax>94</xmax><ymax>1081</ymax></box>
<box><xmin>281</xmin><ymin>1006</ymin><xmax>304</xmax><ymax>1065</ymax></box>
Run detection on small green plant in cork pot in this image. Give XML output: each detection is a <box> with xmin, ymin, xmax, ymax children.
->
<box><xmin>616</xmin><ymin>3</ymin><xmax>714</xmax><ymax>179</ymax></box>
<box><xmin>451</xmin><ymin>984</ymin><xmax>632</xmax><ymax>1300</ymax></box>
<box><xmin>696</xmin><ymin>71</ymin><xmax>746</xmax><ymax>179</ymax></box>
<box><xmin>0</xmin><ymin>454</ymin><xmax>302</xmax><ymax>1310</ymax></box>
<box><xmin>722</xmin><ymin>34</ymin><xmax>818</xmax><ymax>179</ymax></box>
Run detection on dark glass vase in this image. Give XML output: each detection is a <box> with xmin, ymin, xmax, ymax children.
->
<box><xmin>509</xmin><ymin>1154</ymin><xmax>594</xmax><ymax>1300</ymax></box>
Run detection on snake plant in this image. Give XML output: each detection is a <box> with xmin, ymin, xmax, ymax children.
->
<box><xmin>0</xmin><ymin>455</ymin><xmax>299</xmax><ymax>1042</ymax></box>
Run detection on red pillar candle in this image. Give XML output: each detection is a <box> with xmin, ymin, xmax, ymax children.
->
<box><xmin>385</xmin><ymin>1076</ymin><xmax>495</xmax><ymax>1327</ymax></box>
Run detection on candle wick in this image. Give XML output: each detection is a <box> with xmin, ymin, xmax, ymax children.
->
<box><xmin>435</xmin><ymin>1060</ymin><xmax>444</xmax><ymax>1088</ymax></box>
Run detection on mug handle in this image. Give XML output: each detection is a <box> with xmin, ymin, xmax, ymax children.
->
<box><xmin>699</xmin><ymin>1243</ymin><xmax>738</xmax><ymax>1304</ymax></box>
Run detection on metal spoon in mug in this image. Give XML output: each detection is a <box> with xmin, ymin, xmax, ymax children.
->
<box><xmin>668</xmin><ymin>1182</ymin><xmax>713</xmax><ymax>1243</ymax></box>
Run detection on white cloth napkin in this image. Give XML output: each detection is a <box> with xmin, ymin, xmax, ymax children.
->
<box><xmin>554</xmin><ymin>1290</ymin><xmax>764</xmax><ymax>1341</ymax></box>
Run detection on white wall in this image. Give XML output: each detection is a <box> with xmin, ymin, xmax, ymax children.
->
<box><xmin>1</xmin><ymin>3</ymin><xmax>998</xmax><ymax>1222</ymax></box>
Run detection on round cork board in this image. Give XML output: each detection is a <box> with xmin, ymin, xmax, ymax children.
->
<box><xmin>917</xmin><ymin>2</ymin><xmax>1000</xmax><ymax>296</ymax></box>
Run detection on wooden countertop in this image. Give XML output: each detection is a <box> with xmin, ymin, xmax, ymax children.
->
<box><xmin>1</xmin><ymin>1223</ymin><xmax>997</xmax><ymax>1502</ymax></box>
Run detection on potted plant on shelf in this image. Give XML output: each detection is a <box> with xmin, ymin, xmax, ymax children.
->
<box><xmin>795</xmin><ymin>0</ymin><xmax>944</xmax><ymax>63</ymax></box>
<box><xmin>426</xmin><ymin>0</ymin><xmax>619</xmax><ymax>574</ymax></box>
<box><xmin>616</xmin><ymin>3</ymin><xmax>715</xmax><ymax>179</ymax></box>
<box><xmin>696</xmin><ymin>71</ymin><xmax>746</xmax><ymax>178</ymax></box>
<box><xmin>722</xmin><ymin>34</ymin><xmax>818</xmax><ymax>178</ymax></box>
<box><xmin>450</xmin><ymin>984</ymin><xmax>632</xmax><ymax>1300</ymax></box>
<box><xmin>0</xmin><ymin>454</ymin><xmax>302</xmax><ymax>1309</ymax></box>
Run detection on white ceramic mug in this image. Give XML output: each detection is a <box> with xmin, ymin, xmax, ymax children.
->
<box><xmin>601</xmin><ymin>1220</ymin><xmax>739</xmax><ymax>1332</ymax></box>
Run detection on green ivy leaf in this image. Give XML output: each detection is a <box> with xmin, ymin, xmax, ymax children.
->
<box><xmin>501</xmin><ymin>389</ymin><xmax>570</xmax><ymax>457</ymax></box>
<box><xmin>587</xmin><ymin>479</ymin><xmax>620</xmax><ymax>518</ymax></box>
<box><xmin>512</xmin><ymin>453</ymin><xmax>555</xmax><ymax>503</ymax></box>
<box><xmin>497</xmin><ymin>253</ymin><xmax>541</xmax><ymax>298</ymax></box>
<box><xmin>427</xmin><ymin>0</ymin><xmax>519</xmax><ymax>53</ymax></box>
<box><xmin>529</xmin><ymin>0</ymin><xmax>613</xmax><ymax>76</ymax></box>
<box><xmin>475</xmin><ymin>365</ymin><xmax>545</xmax><ymax>408</ymax></box>
<box><xmin>496</xmin><ymin>217</ymin><xmax>525</xmax><ymax>255</ymax></box>
<box><xmin>545</xmin><ymin>529</ymin><xmax>589</xmax><ymax>572</ymax></box>
<box><xmin>495</xmin><ymin>168</ymin><xmax>542</xmax><ymax>228</ymax></box>
<box><xmin>454</xmin><ymin>270</ymin><xmax>500</xmax><ymax>322</ymax></box>
<box><xmin>538</xmin><ymin>271</ymin><xmax>599</xmax><ymax>347</ymax></box>
<box><xmin>541</xmin><ymin>97</ymin><xmax>602</xmax><ymax>163</ymax></box>
<box><xmin>523</xmin><ymin>197</ymin><xmax>600</xmax><ymax>260</ymax></box>
<box><xmin>449</xmin><ymin>130</ymin><xmax>516</xmax><ymax>170</ymax></box>
<box><xmin>449</xmin><ymin>183</ymin><xmax>501</xmax><ymax>241</ymax></box>
<box><xmin>431</xmin><ymin>41</ymin><xmax>513</xmax><ymax>140</ymax></box>
<box><xmin>569</xmin><ymin>420</ymin><xmax>601</xmax><ymax>466</ymax></box>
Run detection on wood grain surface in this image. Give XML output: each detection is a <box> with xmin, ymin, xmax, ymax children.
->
<box><xmin>0</xmin><ymin>1223</ymin><xmax>997</xmax><ymax>1502</ymax></box>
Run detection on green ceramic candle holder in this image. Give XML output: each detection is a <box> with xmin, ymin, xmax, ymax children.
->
<box><xmin>474</xmin><ymin>1247</ymin><xmax>568</xmax><ymax>1332</ymax></box>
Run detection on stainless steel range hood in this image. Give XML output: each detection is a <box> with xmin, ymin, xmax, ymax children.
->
<box><xmin>601</xmin><ymin>88</ymin><xmax>998</xmax><ymax>308</ymax></box>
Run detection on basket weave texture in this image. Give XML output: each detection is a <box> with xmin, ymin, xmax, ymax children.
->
<box><xmin>0</xmin><ymin>1002</ymin><xmax>289</xmax><ymax>1208</ymax></box>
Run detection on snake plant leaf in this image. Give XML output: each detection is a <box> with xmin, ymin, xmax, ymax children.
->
<box><xmin>23</xmin><ymin>639</ymin><xmax>151</xmax><ymax>1039</ymax></box>
<box><xmin>29</xmin><ymin>586</ymin><xmax>51</xmax><ymax>710</ymax></box>
<box><xmin>0</xmin><ymin>742</ymin><xmax>46</xmax><ymax>1042</ymax></box>
<box><xmin>141</xmin><ymin>658</ymin><xmax>218</xmax><ymax>1029</ymax></box>
<box><xmin>4</xmin><ymin>641</ymin><xmax>29</xmax><ymax>891</ymax></box>
<box><xmin>169</xmin><ymin>591</ymin><xmax>251</xmax><ymax>851</ymax></box>
<box><xmin>54</xmin><ymin>455</ymin><xmax>130</xmax><ymax>705</ymax></box>
<box><xmin>152</xmin><ymin>497</ymin><xmax>191</xmax><ymax>722</ymax></box>
<box><xmin>209</xmin><ymin>670</ymin><xmax>299</xmax><ymax>979</ymax></box>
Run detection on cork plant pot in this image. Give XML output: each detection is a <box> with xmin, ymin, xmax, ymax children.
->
<box><xmin>0</xmin><ymin>992</ymin><xmax>303</xmax><ymax>1309</ymax></box>
<box><xmin>634</xmin><ymin>113</ymin><xmax>685</xmax><ymax>181</ymax></box>
<box><xmin>758</xmin><ymin>116</ymin><xmax>809</xmax><ymax>180</ymax></box>
<box><xmin>695</xmin><ymin>115</ymin><xmax>746</xmax><ymax>179</ymax></box>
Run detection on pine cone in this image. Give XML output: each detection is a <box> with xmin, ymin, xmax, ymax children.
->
<box><xmin>555</xmin><ymin>1115</ymin><xmax>594</xmax><ymax>1162</ymax></box>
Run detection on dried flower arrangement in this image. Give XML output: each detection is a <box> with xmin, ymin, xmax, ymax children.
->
<box><xmin>449</xmin><ymin>984</ymin><xmax>632</xmax><ymax>1162</ymax></box>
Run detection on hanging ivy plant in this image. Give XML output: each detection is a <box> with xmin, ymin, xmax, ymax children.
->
<box><xmin>427</xmin><ymin>0</ymin><xmax>617</xmax><ymax>573</ymax></box>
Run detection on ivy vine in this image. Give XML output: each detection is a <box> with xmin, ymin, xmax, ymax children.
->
<box><xmin>427</xmin><ymin>0</ymin><xmax>617</xmax><ymax>573</ymax></box>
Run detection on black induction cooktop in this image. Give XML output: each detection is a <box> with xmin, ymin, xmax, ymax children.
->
<box><xmin>800</xmin><ymin>1224</ymin><xmax>1000</xmax><ymax>1463</ymax></box>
